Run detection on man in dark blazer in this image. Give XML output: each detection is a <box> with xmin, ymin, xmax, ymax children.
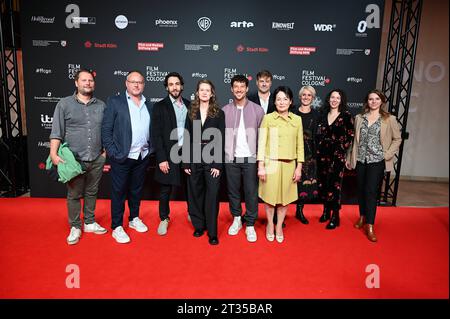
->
<box><xmin>151</xmin><ymin>72</ymin><xmax>190</xmax><ymax>236</ymax></box>
<box><xmin>247</xmin><ymin>70</ymin><xmax>275</xmax><ymax>115</ymax></box>
<box><xmin>102</xmin><ymin>70</ymin><xmax>153</xmax><ymax>244</ymax></box>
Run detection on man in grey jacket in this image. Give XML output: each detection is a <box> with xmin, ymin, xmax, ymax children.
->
<box><xmin>223</xmin><ymin>75</ymin><xmax>265</xmax><ymax>242</ymax></box>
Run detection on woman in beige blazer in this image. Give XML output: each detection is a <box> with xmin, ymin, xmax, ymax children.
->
<box><xmin>346</xmin><ymin>89</ymin><xmax>402</xmax><ymax>242</ymax></box>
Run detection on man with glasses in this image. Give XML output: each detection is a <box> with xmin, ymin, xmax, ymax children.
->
<box><xmin>102</xmin><ymin>71</ymin><xmax>153</xmax><ymax>244</ymax></box>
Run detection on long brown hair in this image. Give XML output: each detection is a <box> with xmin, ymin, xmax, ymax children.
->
<box><xmin>362</xmin><ymin>89</ymin><xmax>390</xmax><ymax>119</ymax></box>
<box><xmin>189</xmin><ymin>79</ymin><xmax>220</xmax><ymax>120</ymax></box>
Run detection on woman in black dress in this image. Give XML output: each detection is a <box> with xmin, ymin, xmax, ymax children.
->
<box><xmin>292</xmin><ymin>85</ymin><xmax>320</xmax><ymax>224</ymax></box>
<box><xmin>316</xmin><ymin>89</ymin><xmax>354</xmax><ymax>229</ymax></box>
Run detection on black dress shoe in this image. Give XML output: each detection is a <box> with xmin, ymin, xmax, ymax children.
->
<box><xmin>208</xmin><ymin>236</ymin><xmax>219</xmax><ymax>245</ymax></box>
<box><xmin>193</xmin><ymin>229</ymin><xmax>204</xmax><ymax>237</ymax></box>
<box><xmin>326</xmin><ymin>211</ymin><xmax>340</xmax><ymax>230</ymax></box>
<box><xmin>295</xmin><ymin>204</ymin><xmax>309</xmax><ymax>224</ymax></box>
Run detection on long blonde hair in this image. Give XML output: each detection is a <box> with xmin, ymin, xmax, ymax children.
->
<box><xmin>189</xmin><ymin>79</ymin><xmax>220</xmax><ymax>120</ymax></box>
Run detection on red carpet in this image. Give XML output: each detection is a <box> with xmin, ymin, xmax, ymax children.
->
<box><xmin>0</xmin><ymin>198</ymin><xmax>448</xmax><ymax>299</ymax></box>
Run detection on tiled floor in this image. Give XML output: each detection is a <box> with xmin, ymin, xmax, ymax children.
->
<box><xmin>397</xmin><ymin>180</ymin><xmax>448</xmax><ymax>207</ymax></box>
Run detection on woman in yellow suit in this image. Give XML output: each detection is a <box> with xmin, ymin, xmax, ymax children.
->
<box><xmin>257</xmin><ymin>86</ymin><xmax>304</xmax><ymax>243</ymax></box>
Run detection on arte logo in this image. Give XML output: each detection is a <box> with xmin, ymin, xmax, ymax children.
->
<box><xmin>31</xmin><ymin>16</ymin><xmax>55</xmax><ymax>24</ymax></box>
<box><xmin>356</xmin><ymin>4</ymin><xmax>381</xmax><ymax>37</ymax></box>
<box><xmin>197</xmin><ymin>17</ymin><xmax>211</xmax><ymax>31</ymax></box>
<box><xmin>313</xmin><ymin>24</ymin><xmax>336</xmax><ymax>31</ymax></box>
<box><xmin>65</xmin><ymin>4</ymin><xmax>96</xmax><ymax>29</ymax></box>
<box><xmin>272</xmin><ymin>22</ymin><xmax>294</xmax><ymax>31</ymax></box>
<box><xmin>138</xmin><ymin>42</ymin><xmax>164</xmax><ymax>52</ymax></box>
<box><xmin>36</xmin><ymin>68</ymin><xmax>52</xmax><ymax>74</ymax></box>
<box><xmin>301</xmin><ymin>70</ymin><xmax>331</xmax><ymax>87</ymax></box>
<box><xmin>85</xmin><ymin>41</ymin><xmax>118</xmax><ymax>49</ymax></box>
<box><xmin>289</xmin><ymin>46</ymin><xmax>317</xmax><ymax>56</ymax></box>
<box><xmin>236</xmin><ymin>44</ymin><xmax>268</xmax><ymax>53</ymax></box>
<box><xmin>155</xmin><ymin>19</ymin><xmax>178</xmax><ymax>28</ymax></box>
<box><xmin>230</xmin><ymin>21</ymin><xmax>254</xmax><ymax>28</ymax></box>
<box><xmin>146</xmin><ymin>66</ymin><xmax>169</xmax><ymax>82</ymax></box>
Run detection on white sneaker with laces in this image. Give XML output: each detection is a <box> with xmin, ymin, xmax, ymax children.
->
<box><xmin>129</xmin><ymin>217</ymin><xmax>148</xmax><ymax>233</ymax></box>
<box><xmin>67</xmin><ymin>227</ymin><xmax>82</xmax><ymax>245</ymax></box>
<box><xmin>245</xmin><ymin>226</ymin><xmax>257</xmax><ymax>242</ymax></box>
<box><xmin>84</xmin><ymin>222</ymin><xmax>107</xmax><ymax>234</ymax></box>
<box><xmin>112</xmin><ymin>226</ymin><xmax>130</xmax><ymax>244</ymax></box>
<box><xmin>228</xmin><ymin>216</ymin><xmax>242</xmax><ymax>235</ymax></box>
<box><xmin>157</xmin><ymin>218</ymin><xmax>169</xmax><ymax>236</ymax></box>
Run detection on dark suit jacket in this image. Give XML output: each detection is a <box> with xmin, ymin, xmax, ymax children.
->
<box><xmin>102</xmin><ymin>92</ymin><xmax>153</xmax><ymax>163</ymax></box>
<box><xmin>182</xmin><ymin>109</ymin><xmax>225</xmax><ymax>171</ymax></box>
<box><xmin>248</xmin><ymin>92</ymin><xmax>276</xmax><ymax>114</ymax></box>
<box><xmin>152</xmin><ymin>96</ymin><xmax>191</xmax><ymax>185</ymax></box>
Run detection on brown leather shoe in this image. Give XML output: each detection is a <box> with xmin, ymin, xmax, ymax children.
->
<box><xmin>365</xmin><ymin>224</ymin><xmax>377</xmax><ymax>242</ymax></box>
<box><xmin>354</xmin><ymin>216</ymin><xmax>365</xmax><ymax>229</ymax></box>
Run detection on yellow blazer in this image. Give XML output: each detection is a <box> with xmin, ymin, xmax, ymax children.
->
<box><xmin>257</xmin><ymin>112</ymin><xmax>304</xmax><ymax>162</ymax></box>
<box><xmin>347</xmin><ymin>114</ymin><xmax>402</xmax><ymax>172</ymax></box>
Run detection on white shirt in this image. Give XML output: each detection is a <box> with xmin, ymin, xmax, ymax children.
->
<box><xmin>126</xmin><ymin>91</ymin><xmax>150</xmax><ymax>160</ymax></box>
<box><xmin>259</xmin><ymin>93</ymin><xmax>270</xmax><ymax>114</ymax></box>
<box><xmin>234</xmin><ymin>106</ymin><xmax>253</xmax><ymax>158</ymax></box>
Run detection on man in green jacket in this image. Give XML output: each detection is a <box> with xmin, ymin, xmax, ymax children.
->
<box><xmin>49</xmin><ymin>69</ymin><xmax>107</xmax><ymax>245</ymax></box>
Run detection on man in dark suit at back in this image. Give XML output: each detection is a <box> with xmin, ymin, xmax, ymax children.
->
<box><xmin>102</xmin><ymin>70</ymin><xmax>153</xmax><ymax>244</ymax></box>
<box><xmin>248</xmin><ymin>69</ymin><xmax>275</xmax><ymax>115</ymax></box>
<box><xmin>151</xmin><ymin>72</ymin><xmax>191</xmax><ymax>236</ymax></box>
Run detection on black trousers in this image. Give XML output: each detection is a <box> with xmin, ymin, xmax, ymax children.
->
<box><xmin>158</xmin><ymin>172</ymin><xmax>188</xmax><ymax>221</ymax></box>
<box><xmin>356</xmin><ymin>160</ymin><xmax>385</xmax><ymax>225</ymax></box>
<box><xmin>225</xmin><ymin>159</ymin><xmax>258</xmax><ymax>226</ymax></box>
<box><xmin>187</xmin><ymin>163</ymin><xmax>221</xmax><ymax>237</ymax></box>
<box><xmin>110</xmin><ymin>155</ymin><xmax>149</xmax><ymax>229</ymax></box>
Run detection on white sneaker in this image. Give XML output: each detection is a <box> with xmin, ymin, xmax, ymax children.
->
<box><xmin>228</xmin><ymin>216</ymin><xmax>242</xmax><ymax>235</ymax></box>
<box><xmin>157</xmin><ymin>218</ymin><xmax>169</xmax><ymax>236</ymax></box>
<box><xmin>129</xmin><ymin>217</ymin><xmax>148</xmax><ymax>233</ymax></box>
<box><xmin>84</xmin><ymin>222</ymin><xmax>107</xmax><ymax>234</ymax></box>
<box><xmin>245</xmin><ymin>226</ymin><xmax>257</xmax><ymax>243</ymax></box>
<box><xmin>112</xmin><ymin>226</ymin><xmax>130</xmax><ymax>244</ymax></box>
<box><xmin>67</xmin><ymin>227</ymin><xmax>82</xmax><ymax>245</ymax></box>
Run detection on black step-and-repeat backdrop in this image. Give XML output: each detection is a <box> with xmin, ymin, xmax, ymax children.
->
<box><xmin>21</xmin><ymin>0</ymin><xmax>384</xmax><ymax>199</ymax></box>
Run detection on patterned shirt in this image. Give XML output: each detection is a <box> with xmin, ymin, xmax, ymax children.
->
<box><xmin>357</xmin><ymin>115</ymin><xmax>384</xmax><ymax>164</ymax></box>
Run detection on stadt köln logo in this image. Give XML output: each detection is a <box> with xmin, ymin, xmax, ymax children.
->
<box><xmin>197</xmin><ymin>17</ymin><xmax>211</xmax><ymax>31</ymax></box>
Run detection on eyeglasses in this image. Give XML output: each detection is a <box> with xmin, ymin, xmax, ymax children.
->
<box><xmin>127</xmin><ymin>80</ymin><xmax>145</xmax><ymax>85</ymax></box>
